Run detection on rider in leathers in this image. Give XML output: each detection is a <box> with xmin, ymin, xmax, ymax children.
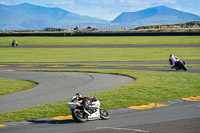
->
<box><xmin>71</xmin><ymin>93</ymin><xmax>97</xmax><ymax>108</ymax></box>
<box><xmin>169</xmin><ymin>54</ymin><xmax>181</xmax><ymax>69</ymax></box>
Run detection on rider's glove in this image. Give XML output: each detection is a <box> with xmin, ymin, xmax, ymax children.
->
<box><xmin>92</xmin><ymin>97</ymin><xmax>97</xmax><ymax>101</ymax></box>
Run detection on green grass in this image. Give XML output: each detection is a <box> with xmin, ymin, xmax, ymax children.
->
<box><xmin>0</xmin><ymin>35</ymin><xmax>199</xmax><ymax>123</ymax></box>
<box><xmin>0</xmin><ymin>48</ymin><xmax>199</xmax><ymax>63</ymax></box>
<box><xmin>0</xmin><ymin>36</ymin><xmax>200</xmax><ymax>46</ymax></box>
<box><xmin>0</xmin><ymin>78</ymin><xmax>37</xmax><ymax>95</ymax></box>
<box><xmin>0</xmin><ymin>69</ymin><xmax>200</xmax><ymax>123</ymax></box>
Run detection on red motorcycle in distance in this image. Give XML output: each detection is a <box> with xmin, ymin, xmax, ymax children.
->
<box><xmin>169</xmin><ymin>54</ymin><xmax>187</xmax><ymax>71</ymax></box>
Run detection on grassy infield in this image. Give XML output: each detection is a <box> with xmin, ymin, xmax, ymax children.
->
<box><xmin>0</xmin><ymin>78</ymin><xmax>36</xmax><ymax>95</ymax></box>
<box><xmin>0</xmin><ymin>36</ymin><xmax>200</xmax><ymax>123</ymax></box>
<box><xmin>0</xmin><ymin>47</ymin><xmax>200</xmax><ymax>63</ymax></box>
<box><xmin>1</xmin><ymin>36</ymin><xmax>200</xmax><ymax>46</ymax></box>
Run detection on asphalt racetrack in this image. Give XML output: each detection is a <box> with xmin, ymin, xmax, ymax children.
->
<box><xmin>0</xmin><ymin>71</ymin><xmax>133</xmax><ymax>113</ymax></box>
<box><xmin>0</xmin><ymin>44</ymin><xmax>200</xmax><ymax>133</ymax></box>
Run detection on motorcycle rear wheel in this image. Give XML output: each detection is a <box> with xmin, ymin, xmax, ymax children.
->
<box><xmin>72</xmin><ymin>109</ymin><xmax>87</xmax><ymax>123</ymax></box>
<box><xmin>175</xmin><ymin>67</ymin><xmax>179</xmax><ymax>71</ymax></box>
<box><xmin>100</xmin><ymin>108</ymin><xmax>110</xmax><ymax>120</ymax></box>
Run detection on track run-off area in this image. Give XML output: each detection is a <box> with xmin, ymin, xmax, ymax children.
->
<box><xmin>0</xmin><ymin>44</ymin><xmax>200</xmax><ymax>133</ymax></box>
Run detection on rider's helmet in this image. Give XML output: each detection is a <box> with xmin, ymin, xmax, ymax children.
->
<box><xmin>169</xmin><ymin>54</ymin><xmax>172</xmax><ymax>57</ymax></box>
<box><xmin>75</xmin><ymin>93</ymin><xmax>82</xmax><ymax>98</ymax></box>
<box><xmin>71</xmin><ymin>93</ymin><xmax>82</xmax><ymax>102</ymax></box>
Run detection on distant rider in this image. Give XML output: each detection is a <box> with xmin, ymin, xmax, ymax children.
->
<box><xmin>11</xmin><ymin>40</ymin><xmax>18</xmax><ymax>47</ymax></box>
<box><xmin>169</xmin><ymin>54</ymin><xmax>181</xmax><ymax>69</ymax></box>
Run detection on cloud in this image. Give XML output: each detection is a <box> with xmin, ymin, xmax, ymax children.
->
<box><xmin>158</xmin><ymin>0</ymin><xmax>177</xmax><ymax>5</ymax></box>
<box><xmin>0</xmin><ymin>0</ymin><xmax>16</xmax><ymax>5</ymax></box>
<box><xmin>47</xmin><ymin>1</ymin><xmax>75</xmax><ymax>7</ymax></box>
<box><xmin>118</xmin><ymin>0</ymin><xmax>125</xmax><ymax>3</ymax></box>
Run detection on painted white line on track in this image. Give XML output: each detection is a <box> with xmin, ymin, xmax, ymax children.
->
<box><xmin>96</xmin><ymin>127</ymin><xmax>150</xmax><ymax>132</ymax></box>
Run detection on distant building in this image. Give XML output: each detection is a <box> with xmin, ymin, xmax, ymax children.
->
<box><xmin>83</xmin><ymin>26</ymin><xmax>98</xmax><ymax>31</ymax></box>
<box><xmin>43</xmin><ymin>27</ymin><xmax>67</xmax><ymax>32</ymax></box>
<box><xmin>74</xmin><ymin>26</ymin><xmax>79</xmax><ymax>31</ymax></box>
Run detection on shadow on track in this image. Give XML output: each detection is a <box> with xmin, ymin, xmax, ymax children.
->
<box><xmin>27</xmin><ymin>119</ymin><xmax>75</xmax><ymax>125</ymax></box>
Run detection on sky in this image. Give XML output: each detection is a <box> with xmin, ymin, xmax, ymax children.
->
<box><xmin>0</xmin><ymin>0</ymin><xmax>200</xmax><ymax>20</ymax></box>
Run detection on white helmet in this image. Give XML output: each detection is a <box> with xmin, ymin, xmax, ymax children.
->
<box><xmin>71</xmin><ymin>93</ymin><xmax>82</xmax><ymax>102</ymax></box>
<box><xmin>75</xmin><ymin>93</ymin><xmax>82</xmax><ymax>98</ymax></box>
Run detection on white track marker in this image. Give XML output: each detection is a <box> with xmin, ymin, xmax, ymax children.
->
<box><xmin>96</xmin><ymin>127</ymin><xmax>150</xmax><ymax>132</ymax></box>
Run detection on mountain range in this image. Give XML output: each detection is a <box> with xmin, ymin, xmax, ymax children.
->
<box><xmin>0</xmin><ymin>3</ymin><xmax>200</xmax><ymax>30</ymax></box>
<box><xmin>112</xmin><ymin>6</ymin><xmax>200</xmax><ymax>26</ymax></box>
<box><xmin>0</xmin><ymin>3</ymin><xmax>108</xmax><ymax>30</ymax></box>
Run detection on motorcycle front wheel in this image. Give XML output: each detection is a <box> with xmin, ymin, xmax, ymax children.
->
<box><xmin>180</xmin><ymin>61</ymin><xmax>187</xmax><ymax>71</ymax></box>
<box><xmin>72</xmin><ymin>109</ymin><xmax>87</xmax><ymax>123</ymax></box>
<box><xmin>183</xmin><ymin>66</ymin><xmax>187</xmax><ymax>71</ymax></box>
<box><xmin>100</xmin><ymin>108</ymin><xmax>110</xmax><ymax>120</ymax></box>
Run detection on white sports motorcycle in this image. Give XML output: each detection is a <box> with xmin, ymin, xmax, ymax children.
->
<box><xmin>67</xmin><ymin>97</ymin><xmax>109</xmax><ymax>123</ymax></box>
